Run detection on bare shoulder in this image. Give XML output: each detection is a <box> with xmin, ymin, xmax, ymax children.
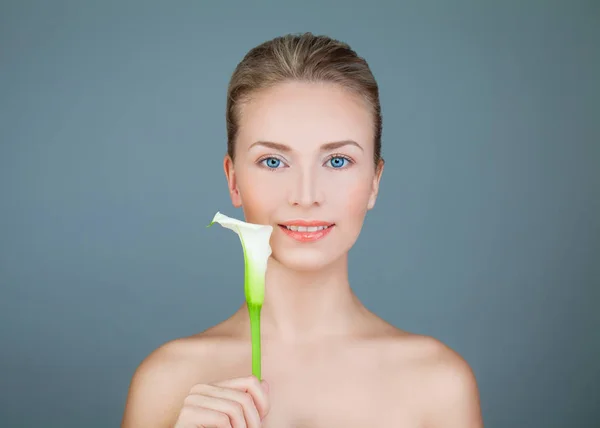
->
<box><xmin>388</xmin><ymin>331</ymin><xmax>484</xmax><ymax>427</ymax></box>
<box><xmin>120</xmin><ymin>326</ymin><xmax>246</xmax><ymax>428</ymax></box>
<box><xmin>120</xmin><ymin>335</ymin><xmax>210</xmax><ymax>428</ymax></box>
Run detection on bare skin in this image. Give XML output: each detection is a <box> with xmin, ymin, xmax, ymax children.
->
<box><xmin>121</xmin><ymin>81</ymin><xmax>483</xmax><ymax>427</ymax></box>
<box><xmin>121</xmin><ymin>298</ymin><xmax>482</xmax><ymax>427</ymax></box>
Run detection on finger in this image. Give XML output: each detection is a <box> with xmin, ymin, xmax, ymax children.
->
<box><xmin>212</xmin><ymin>376</ymin><xmax>270</xmax><ymax>419</ymax></box>
<box><xmin>178</xmin><ymin>405</ymin><xmax>232</xmax><ymax>428</ymax></box>
<box><xmin>184</xmin><ymin>393</ymin><xmax>253</xmax><ymax>428</ymax></box>
<box><xmin>188</xmin><ymin>387</ymin><xmax>260</xmax><ymax>428</ymax></box>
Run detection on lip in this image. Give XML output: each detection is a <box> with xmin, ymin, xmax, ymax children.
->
<box><xmin>279</xmin><ymin>220</ymin><xmax>334</xmax><ymax>227</ymax></box>
<box><xmin>278</xmin><ymin>221</ymin><xmax>335</xmax><ymax>243</ymax></box>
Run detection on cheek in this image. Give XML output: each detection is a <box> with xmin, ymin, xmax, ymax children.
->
<box><xmin>327</xmin><ymin>174</ymin><xmax>373</xmax><ymax>220</ymax></box>
<box><xmin>236</xmin><ymin>173</ymin><xmax>281</xmax><ymax>222</ymax></box>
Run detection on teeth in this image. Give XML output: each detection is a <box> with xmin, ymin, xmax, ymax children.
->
<box><xmin>285</xmin><ymin>225</ymin><xmax>329</xmax><ymax>232</ymax></box>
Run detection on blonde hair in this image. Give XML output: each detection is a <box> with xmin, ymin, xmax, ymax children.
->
<box><xmin>226</xmin><ymin>32</ymin><xmax>383</xmax><ymax>167</ymax></box>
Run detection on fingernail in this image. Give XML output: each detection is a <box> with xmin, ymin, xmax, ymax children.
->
<box><xmin>261</xmin><ymin>380</ymin><xmax>269</xmax><ymax>392</ymax></box>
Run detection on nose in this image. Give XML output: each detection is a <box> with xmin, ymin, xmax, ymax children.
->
<box><xmin>287</xmin><ymin>165</ymin><xmax>324</xmax><ymax>207</ymax></box>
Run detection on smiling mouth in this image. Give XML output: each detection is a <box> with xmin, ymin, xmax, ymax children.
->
<box><xmin>281</xmin><ymin>225</ymin><xmax>332</xmax><ymax>232</ymax></box>
<box><xmin>277</xmin><ymin>223</ymin><xmax>335</xmax><ymax>242</ymax></box>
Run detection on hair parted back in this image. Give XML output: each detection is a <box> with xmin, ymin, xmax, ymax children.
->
<box><xmin>226</xmin><ymin>32</ymin><xmax>383</xmax><ymax>167</ymax></box>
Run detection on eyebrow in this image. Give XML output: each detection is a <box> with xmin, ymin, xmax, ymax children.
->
<box><xmin>248</xmin><ymin>139</ymin><xmax>364</xmax><ymax>152</ymax></box>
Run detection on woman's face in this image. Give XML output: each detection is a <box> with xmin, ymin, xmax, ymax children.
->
<box><xmin>224</xmin><ymin>81</ymin><xmax>383</xmax><ymax>272</ymax></box>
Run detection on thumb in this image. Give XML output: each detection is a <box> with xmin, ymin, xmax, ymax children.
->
<box><xmin>261</xmin><ymin>379</ymin><xmax>269</xmax><ymax>393</ymax></box>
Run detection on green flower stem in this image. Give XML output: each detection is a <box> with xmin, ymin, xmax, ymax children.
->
<box><xmin>208</xmin><ymin>212</ymin><xmax>272</xmax><ymax>381</ymax></box>
<box><xmin>248</xmin><ymin>302</ymin><xmax>262</xmax><ymax>380</ymax></box>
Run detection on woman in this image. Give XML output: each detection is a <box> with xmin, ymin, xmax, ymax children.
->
<box><xmin>121</xmin><ymin>32</ymin><xmax>483</xmax><ymax>428</ymax></box>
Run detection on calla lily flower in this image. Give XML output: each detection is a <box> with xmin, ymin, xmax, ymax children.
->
<box><xmin>207</xmin><ymin>212</ymin><xmax>273</xmax><ymax>379</ymax></box>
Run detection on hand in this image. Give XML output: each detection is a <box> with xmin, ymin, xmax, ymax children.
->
<box><xmin>173</xmin><ymin>375</ymin><xmax>270</xmax><ymax>428</ymax></box>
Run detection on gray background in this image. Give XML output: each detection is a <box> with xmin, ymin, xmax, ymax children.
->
<box><xmin>1</xmin><ymin>1</ymin><xmax>598</xmax><ymax>427</ymax></box>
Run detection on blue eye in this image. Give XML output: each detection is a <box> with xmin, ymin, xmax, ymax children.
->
<box><xmin>327</xmin><ymin>156</ymin><xmax>350</xmax><ymax>168</ymax></box>
<box><xmin>261</xmin><ymin>157</ymin><xmax>283</xmax><ymax>169</ymax></box>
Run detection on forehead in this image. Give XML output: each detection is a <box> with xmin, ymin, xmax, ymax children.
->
<box><xmin>236</xmin><ymin>81</ymin><xmax>374</xmax><ymax>150</ymax></box>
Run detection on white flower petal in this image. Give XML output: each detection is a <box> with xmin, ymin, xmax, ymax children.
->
<box><xmin>209</xmin><ymin>212</ymin><xmax>273</xmax><ymax>305</ymax></box>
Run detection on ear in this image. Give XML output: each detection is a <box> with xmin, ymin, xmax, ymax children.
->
<box><xmin>223</xmin><ymin>154</ymin><xmax>242</xmax><ymax>208</ymax></box>
<box><xmin>367</xmin><ymin>158</ymin><xmax>384</xmax><ymax>210</ymax></box>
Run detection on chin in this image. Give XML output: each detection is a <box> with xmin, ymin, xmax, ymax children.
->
<box><xmin>270</xmin><ymin>248</ymin><xmax>344</xmax><ymax>272</ymax></box>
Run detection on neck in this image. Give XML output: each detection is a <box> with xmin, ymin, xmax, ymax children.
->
<box><xmin>236</xmin><ymin>255</ymin><xmax>369</xmax><ymax>344</ymax></box>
